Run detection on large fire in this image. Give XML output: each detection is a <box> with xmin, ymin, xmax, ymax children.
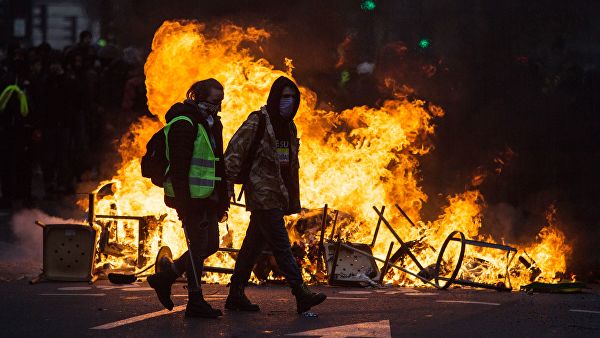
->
<box><xmin>91</xmin><ymin>20</ymin><xmax>571</xmax><ymax>288</ymax></box>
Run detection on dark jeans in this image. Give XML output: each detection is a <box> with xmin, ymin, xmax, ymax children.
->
<box><xmin>173</xmin><ymin>210</ymin><xmax>219</xmax><ymax>292</ymax></box>
<box><xmin>231</xmin><ymin>209</ymin><xmax>302</xmax><ymax>288</ymax></box>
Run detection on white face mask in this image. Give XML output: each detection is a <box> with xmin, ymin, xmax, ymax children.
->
<box><xmin>279</xmin><ymin>97</ymin><xmax>294</xmax><ymax>120</ymax></box>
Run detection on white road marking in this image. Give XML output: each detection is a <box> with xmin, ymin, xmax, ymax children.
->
<box><xmin>405</xmin><ymin>293</ymin><xmax>438</xmax><ymax>296</ymax></box>
<box><xmin>121</xmin><ymin>287</ymin><xmax>154</xmax><ymax>292</ymax></box>
<box><xmin>57</xmin><ymin>286</ymin><xmax>92</xmax><ymax>291</ymax></box>
<box><xmin>172</xmin><ymin>294</ymin><xmax>226</xmax><ymax>298</ymax></box>
<box><xmin>91</xmin><ymin>305</ymin><xmax>186</xmax><ymax>330</ymax></box>
<box><xmin>96</xmin><ymin>285</ymin><xmax>139</xmax><ymax>290</ymax></box>
<box><xmin>327</xmin><ymin>297</ymin><xmax>368</xmax><ymax>300</ymax></box>
<box><xmin>395</xmin><ymin>288</ymin><xmax>421</xmax><ymax>293</ymax></box>
<box><xmin>40</xmin><ymin>293</ymin><xmax>106</xmax><ymax>297</ymax></box>
<box><xmin>570</xmin><ymin>309</ymin><xmax>600</xmax><ymax>314</ymax></box>
<box><xmin>287</xmin><ymin>320</ymin><xmax>391</xmax><ymax>337</ymax></box>
<box><xmin>437</xmin><ymin>300</ymin><xmax>500</xmax><ymax>306</ymax></box>
<box><xmin>338</xmin><ymin>290</ymin><xmax>372</xmax><ymax>295</ymax></box>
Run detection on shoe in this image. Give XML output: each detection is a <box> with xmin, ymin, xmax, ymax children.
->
<box><xmin>147</xmin><ymin>265</ymin><xmax>178</xmax><ymax>310</ymax></box>
<box><xmin>185</xmin><ymin>291</ymin><xmax>223</xmax><ymax>318</ymax></box>
<box><xmin>225</xmin><ymin>284</ymin><xmax>260</xmax><ymax>311</ymax></box>
<box><xmin>292</xmin><ymin>283</ymin><xmax>327</xmax><ymax>314</ymax></box>
<box><xmin>157</xmin><ymin>256</ymin><xmax>173</xmax><ymax>273</ymax></box>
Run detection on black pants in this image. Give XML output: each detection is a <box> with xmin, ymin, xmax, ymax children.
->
<box><xmin>173</xmin><ymin>210</ymin><xmax>219</xmax><ymax>292</ymax></box>
<box><xmin>231</xmin><ymin>209</ymin><xmax>302</xmax><ymax>288</ymax></box>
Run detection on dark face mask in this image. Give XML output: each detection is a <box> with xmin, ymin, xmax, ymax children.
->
<box><xmin>279</xmin><ymin>97</ymin><xmax>295</xmax><ymax>120</ymax></box>
<box><xmin>198</xmin><ymin>101</ymin><xmax>221</xmax><ymax>115</ymax></box>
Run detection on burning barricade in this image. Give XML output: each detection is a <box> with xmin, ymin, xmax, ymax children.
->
<box><xmin>32</xmin><ymin>20</ymin><xmax>574</xmax><ymax>293</ymax></box>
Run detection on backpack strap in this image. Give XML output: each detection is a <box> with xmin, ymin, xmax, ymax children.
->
<box><xmin>237</xmin><ymin>110</ymin><xmax>266</xmax><ymax>201</ymax></box>
<box><xmin>248</xmin><ymin>111</ymin><xmax>266</xmax><ymax>159</ymax></box>
<box><xmin>164</xmin><ymin>115</ymin><xmax>196</xmax><ymax>164</ymax></box>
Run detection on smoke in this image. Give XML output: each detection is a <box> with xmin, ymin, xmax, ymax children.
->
<box><xmin>0</xmin><ymin>209</ymin><xmax>84</xmax><ymax>280</ymax></box>
<box><xmin>483</xmin><ymin>202</ymin><xmax>521</xmax><ymax>243</ymax></box>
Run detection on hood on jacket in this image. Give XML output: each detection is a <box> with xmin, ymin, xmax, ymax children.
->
<box><xmin>266</xmin><ymin>76</ymin><xmax>300</xmax><ymax>123</ymax></box>
<box><xmin>165</xmin><ymin>99</ymin><xmax>201</xmax><ymax>123</ymax></box>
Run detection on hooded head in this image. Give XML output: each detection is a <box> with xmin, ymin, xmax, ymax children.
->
<box><xmin>266</xmin><ymin>76</ymin><xmax>300</xmax><ymax>122</ymax></box>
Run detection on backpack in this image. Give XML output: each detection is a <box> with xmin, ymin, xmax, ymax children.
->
<box><xmin>232</xmin><ymin>111</ymin><xmax>266</xmax><ymax>185</ymax></box>
<box><xmin>141</xmin><ymin>116</ymin><xmax>195</xmax><ymax>187</ymax></box>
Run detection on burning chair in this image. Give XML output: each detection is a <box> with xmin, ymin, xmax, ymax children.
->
<box><xmin>317</xmin><ymin>203</ymin><xmax>519</xmax><ymax>291</ymax></box>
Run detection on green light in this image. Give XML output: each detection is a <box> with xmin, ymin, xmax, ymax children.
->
<box><xmin>97</xmin><ymin>38</ymin><xmax>107</xmax><ymax>48</ymax></box>
<box><xmin>418</xmin><ymin>38</ymin><xmax>431</xmax><ymax>49</ymax></box>
<box><xmin>340</xmin><ymin>70</ymin><xmax>351</xmax><ymax>86</ymax></box>
<box><xmin>361</xmin><ymin>0</ymin><xmax>376</xmax><ymax>11</ymax></box>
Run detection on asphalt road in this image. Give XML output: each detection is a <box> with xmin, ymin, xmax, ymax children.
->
<box><xmin>0</xmin><ymin>279</ymin><xmax>599</xmax><ymax>337</ymax></box>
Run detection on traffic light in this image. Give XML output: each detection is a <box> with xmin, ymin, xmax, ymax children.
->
<box><xmin>418</xmin><ymin>38</ymin><xmax>431</xmax><ymax>49</ymax></box>
<box><xmin>361</xmin><ymin>0</ymin><xmax>376</xmax><ymax>11</ymax></box>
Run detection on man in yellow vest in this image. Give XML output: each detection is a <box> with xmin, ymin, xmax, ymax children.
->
<box><xmin>148</xmin><ymin>78</ymin><xmax>229</xmax><ymax>318</ymax></box>
<box><xmin>224</xmin><ymin>76</ymin><xmax>327</xmax><ymax>314</ymax></box>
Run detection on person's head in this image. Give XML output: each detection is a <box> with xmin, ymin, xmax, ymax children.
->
<box><xmin>279</xmin><ymin>86</ymin><xmax>299</xmax><ymax>120</ymax></box>
<box><xmin>186</xmin><ymin>78</ymin><xmax>224</xmax><ymax>115</ymax></box>
<box><xmin>79</xmin><ymin>31</ymin><xmax>92</xmax><ymax>45</ymax></box>
<box><xmin>49</xmin><ymin>57</ymin><xmax>64</xmax><ymax>75</ymax></box>
<box><xmin>30</xmin><ymin>58</ymin><xmax>43</xmax><ymax>75</ymax></box>
<box><xmin>266</xmin><ymin>76</ymin><xmax>300</xmax><ymax>122</ymax></box>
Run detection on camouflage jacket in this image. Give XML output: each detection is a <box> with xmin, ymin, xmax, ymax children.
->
<box><xmin>225</xmin><ymin>106</ymin><xmax>301</xmax><ymax>214</ymax></box>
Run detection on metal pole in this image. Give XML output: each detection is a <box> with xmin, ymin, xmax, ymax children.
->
<box><xmin>370</xmin><ymin>205</ymin><xmax>385</xmax><ymax>247</ymax></box>
<box><xmin>328</xmin><ymin>240</ymin><xmax>342</xmax><ymax>285</ymax></box>
<box><xmin>379</xmin><ymin>242</ymin><xmax>394</xmax><ymax>285</ymax></box>
<box><xmin>237</xmin><ymin>186</ymin><xmax>245</xmax><ymax>202</ymax></box>
<box><xmin>394</xmin><ymin>204</ymin><xmax>417</xmax><ymax>228</ymax></box>
<box><xmin>137</xmin><ymin>218</ymin><xmax>147</xmax><ymax>268</ymax></box>
<box><xmin>436</xmin><ymin>277</ymin><xmax>511</xmax><ymax>292</ymax></box>
<box><xmin>329</xmin><ymin>210</ymin><xmax>339</xmax><ymax>241</ymax></box>
<box><xmin>372</xmin><ymin>206</ymin><xmax>425</xmax><ymax>271</ymax></box>
<box><xmin>182</xmin><ymin>224</ymin><xmax>202</xmax><ymax>290</ymax></box>
<box><xmin>88</xmin><ymin>193</ymin><xmax>96</xmax><ymax>226</ymax></box>
<box><xmin>317</xmin><ymin>204</ymin><xmax>328</xmax><ymax>269</ymax></box>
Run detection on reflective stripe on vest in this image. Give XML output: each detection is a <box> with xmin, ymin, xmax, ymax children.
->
<box><xmin>163</xmin><ymin>116</ymin><xmax>221</xmax><ymax>199</ymax></box>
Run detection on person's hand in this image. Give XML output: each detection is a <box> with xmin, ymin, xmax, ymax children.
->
<box><xmin>176</xmin><ymin>209</ymin><xmax>188</xmax><ymax>222</ymax></box>
<box><xmin>175</xmin><ymin>199</ymin><xmax>190</xmax><ymax>221</ymax></box>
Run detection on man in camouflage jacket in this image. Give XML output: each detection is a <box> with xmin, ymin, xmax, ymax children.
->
<box><xmin>224</xmin><ymin>76</ymin><xmax>326</xmax><ymax>314</ymax></box>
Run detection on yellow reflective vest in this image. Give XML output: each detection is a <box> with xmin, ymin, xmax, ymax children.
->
<box><xmin>163</xmin><ymin>116</ymin><xmax>220</xmax><ymax>199</ymax></box>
